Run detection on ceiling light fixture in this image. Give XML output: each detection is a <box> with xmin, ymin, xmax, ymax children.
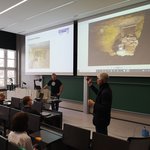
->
<box><xmin>4</xmin><ymin>23</ymin><xmax>17</xmax><ymax>28</ymax></box>
<box><xmin>26</xmin><ymin>1</ymin><xmax>75</xmax><ymax>20</ymax></box>
<box><xmin>0</xmin><ymin>0</ymin><xmax>28</xmax><ymax>15</ymax></box>
<box><xmin>77</xmin><ymin>0</ymin><xmax>132</xmax><ymax>18</ymax></box>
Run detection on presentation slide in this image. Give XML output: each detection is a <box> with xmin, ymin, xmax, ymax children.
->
<box><xmin>78</xmin><ymin>4</ymin><xmax>150</xmax><ymax>77</ymax></box>
<box><xmin>25</xmin><ymin>23</ymin><xmax>73</xmax><ymax>75</ymax></box>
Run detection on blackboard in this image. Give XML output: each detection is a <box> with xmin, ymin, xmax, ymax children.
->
<box><xmin>89</xmin><ymin>77</ymin><xmax>150</xmax><ymax>114</ymax></box>
<box><xmin>43</xmin><ymin>76</ymin><xmax>83</xmax><ymax>102</ymax></box>
<box><xmin>43</xmin><ymin>75</ymin><xmax>150</xmax><ymax>114</ymax></box>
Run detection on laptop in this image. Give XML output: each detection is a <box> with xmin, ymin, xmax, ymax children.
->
<box><xmin>40</xmin><ymin>111</ymin><xmax>51</xmax><ymax>116</ymax></box>
<box><xmin>32</xmin><ymin>101</ymin><xmax>52</xmax><ymax>117</ymax></box>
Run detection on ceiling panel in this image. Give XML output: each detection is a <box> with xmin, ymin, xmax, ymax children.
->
<box><xmin>0</xmin><ymin>0</ymin><xmax>149</xmax><ymax>35</ymax></box>
<box><xmin>0</xmin><ymin>0</ymin><xmax>21</xmax><ymax>11</ymax></box>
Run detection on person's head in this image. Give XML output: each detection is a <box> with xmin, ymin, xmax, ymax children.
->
<box><xmin>51</xmin><ymin>73</ymin><xmax>57</xmax><ymax>81</ymax></box>
<box><xmin>97</xmin><ymin>73</ymin><xmax>109</xmax><ymax>85</ymax></box>
<box><xmin>22</xmin><ymin>96</ymin><xmax>32</xmax><ymax>107</ymax></box>
<box><xmin>11</xmin><ymin>112</ymin><xmax>28</xmax><ymax>132</ymax></box>
<box><xmin>0</xmin><ymin>92</ymin><xmax>5</xmax><ymax>101</ymax></box>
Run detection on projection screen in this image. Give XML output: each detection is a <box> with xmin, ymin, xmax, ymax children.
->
<box><xmin>78</xmin><ymin>4</ymin><xmax>150</xmax><ymax>77</ymax></box>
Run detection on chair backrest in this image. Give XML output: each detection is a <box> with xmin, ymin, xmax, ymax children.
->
<box><xmin>128</xmin><ymin>137</ymin><xmax>150</xmax><ymax>150</ymax></box>
<box><xmin>0</xmin><ymin>135</ymin><xmax>7</xmax><ymax>150</ymax></box>
<box><xmin>11</xmin><ymin>97</ymin><xmax>22</xmax><ymax>109</ymax></box>
<box><xmin>7</xmin><ymin>141</ymin><xmax>20</xmax><ymax>150</ymax></box>
<box><xmin>63</xmin><ymin>123</ymin><xmax>91</xmax><ymax>150</ymax></box>
<box><xmin>9</xmin><ymin>108</ymin><xmax>21</xmax><ymax>129</ymax></box>
<box><xmin>0</xmin><ymin>105</ymin><xmax>10</xmax><ymax>135</ymax></box>
<box><xmin>35</xmin><ymin>93</ymin><xmax>44</xmax><ymax>102</ymax></box>
<box><xmin>28</xmin><ymin>112</ymin><xmax>41</xmax><ymax>133</ymax></box>
<box><xmin>9</xmin><ymin>108</ymin><xmax>40</xmax><ymax>133</ymax></box>
<box><xmin>0</xmin><ymin>104</ymin><xmax>10</xmax><ymax>121</ymax></box>
<box><xmin>91</xmin><ymin>132</ymin><xmax>129</xmax><ymax>150</ymax></box>
<box><xmin>31</xmin><ymin>101</ymin><xmax>43</xmax><ymax>113</ymax></box>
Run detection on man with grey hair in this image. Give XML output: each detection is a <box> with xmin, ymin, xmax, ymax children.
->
<box><xmin>87</xmin><ymin>73</ymin><xmax>112</xmax><ymax>135</ymax></box>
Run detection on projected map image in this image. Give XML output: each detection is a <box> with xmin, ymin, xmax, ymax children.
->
<box><xmin>88</xmin><ymin>11</ymin><xmax>150</xmax><ymax>66</ymax></box>
<box><xmin>28</xmin><ymin>41</ymin><xmax>50</xmax><ymax>69</ymax></box>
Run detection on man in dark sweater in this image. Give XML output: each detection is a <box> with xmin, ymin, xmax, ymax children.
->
<box><xmin>87</xmin><ymin>73</ymin><xmax>112</xmax><ymax>135</ymax></box>
<box><xmin>43</xmin><ymin>73</ymin><xmax>63</xmax><ymax>111</ymax></box>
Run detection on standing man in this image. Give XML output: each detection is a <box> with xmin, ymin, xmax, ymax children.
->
<box><xmin>87</xmin><ymin>73</ymin><xmax>112</xmax><ymax>135</ymax></box>
<box><xmin>43</xmin><ymin>73</ymin><xmax>63</xmax><ymax>111</ymax></box>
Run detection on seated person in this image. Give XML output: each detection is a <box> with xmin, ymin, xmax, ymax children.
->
<box><xmin>0</xmin><ymin>92</ymin><xmax>5</xmax><ymax>104</ymax></box>
<box><xmin>8</xmin><ymin>112</ymin><xmax>37</xmax><ymax>150</ymax></box>
<box><xmin>22</xmin><ymin>96</ymin><xmax>40</xmax><ymax>115</ymax></box>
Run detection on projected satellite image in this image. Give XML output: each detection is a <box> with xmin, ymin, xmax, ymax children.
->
<box><xmin>96</xmin><ymin>14</ymin><xmax>144</xmax><ymax>56</ymax></box>
<box><xmin>28</xmin><ymin>41</ymin><xmax>50</xmax><ymax>69</ymax></box>
<box><xmin>88</xmin><ymin>10</ymin><xmax>150</xmax><ymax>66</ymax></box>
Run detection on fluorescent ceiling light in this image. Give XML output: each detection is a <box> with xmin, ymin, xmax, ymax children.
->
<box><xmin>78</xmin><ymin>0</ymin><xmax>132</xmax><ymax>17</ymax></box>
<box><xmin>0</xmin><ymin>0</ymin><xmax>28</xmax><ymax>15</ymax></box>
<box><xmin>26</xmin><ymin>1</ymin><xmax>75</xmax><ymax>20</ymax></box>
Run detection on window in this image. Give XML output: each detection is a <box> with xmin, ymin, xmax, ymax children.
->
<box><xmin>0</xmin><ymin>49</ymin><xmax>16</xmax><ymax>88</ymax></box>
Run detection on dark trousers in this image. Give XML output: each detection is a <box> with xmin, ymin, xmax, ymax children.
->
<box><xmin>51</xmin><ymin>95</ymin><xmax>60</xmax><ymax>111</ymax></box>
<box><xmin>95</xmin><ymin>125</ymin><xmax>108</xmax><ymax>135</ymax></box>
<box><xmin>51</xmin><ymin>101</ymin><xmax>59</xmax><ymax>111</ymax></box>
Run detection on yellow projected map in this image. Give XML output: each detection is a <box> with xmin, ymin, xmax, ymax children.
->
<box><xmin>96</xmin><ymin>13</ymin><xmax>144</xmax><ymax>56</ymax></box>
<box><xmin>28</xmin><ymin>41</ymin><xmax>50</xmax><ymax>69</ymax></box>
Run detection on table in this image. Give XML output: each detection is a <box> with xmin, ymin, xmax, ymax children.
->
<box><xmin>30</xmin><ymin>129</ymin><xmax>62</xmax><ymax>149</ymax></box>
<box><xmin>41</xmin><ymin>110</ymin><xmax>63</xmax><ymax>129</ymax></box>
